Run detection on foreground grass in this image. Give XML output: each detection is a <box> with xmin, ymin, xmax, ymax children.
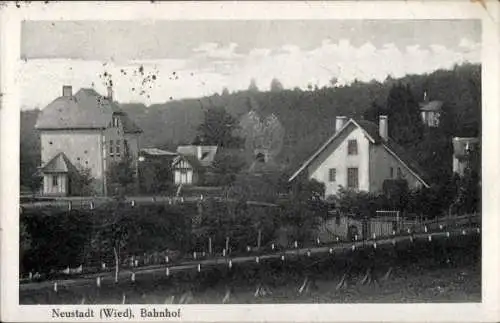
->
<box><xmin>21</xmin><ymin>244</ymin><xmax>480</xmax><ymax>304</ymax></box>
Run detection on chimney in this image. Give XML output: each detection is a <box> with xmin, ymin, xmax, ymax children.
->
<box><xmin>379</xmin><ymin>115</ymin><xmax>388</xmax><ymax>140</ymax></box>
<box><xmin>62</xmin><ymin>85</ymin><xmax>72</xmax><ymax>97</ymax></box>
<box><xmin>107</xmin><ymin>86</ymin><xmax>113</xmax><ymax>101</ymax></box>
<box><xmin>197</xmin><ymin>146</ymin><xmax>203</xmax><ymax>160</ymax></box>
<box><xmin>335</xmin><ymin>116</ymin><xmax>347</xmax><ymax>133</ymax></box>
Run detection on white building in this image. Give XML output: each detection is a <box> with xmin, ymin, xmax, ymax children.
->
<box><xmin>419</xmin><ymin>92</ymin><xmax>443</xmax><ymax>128</ymax></box>
<box><xmin>289</xmin><ymin>115</ymin><xmax>430</xmax><ymax>197</ymax></box>
<box><xmin>452</xmin><ymin>137</ymin><xmax>480</xmax><ymax>176</ymax></box>
<box><xmin>35</xmin><ymin>85</ymin><xmax>142</xmax><ymax>196</ymax></box>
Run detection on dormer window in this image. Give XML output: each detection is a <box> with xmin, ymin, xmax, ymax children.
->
<box><xmin>112</xmin><ymin>116</ymin><xmax>120</xmax><ymax>128</ymax></box>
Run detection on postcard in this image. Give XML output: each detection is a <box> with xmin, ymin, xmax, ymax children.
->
<box><xmin>1</xmin><ymin>1</ymin><xmax>499</xmax><ymax>322</ymax></box>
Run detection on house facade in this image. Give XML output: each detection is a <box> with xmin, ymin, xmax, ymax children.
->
<box><xmin>289</xmin><ymin>115</ymin><xmax>429</xmax><ymax>197</ymax></box>
<box><xmin>452</xmin><ymin>137</ymin><xmax>480</xmax><ymax>176</ymax></box>
<box><xmin>35</xmin><ymin>85</ymin><xmax>142</xmax><ymax>196</ymax></box>
<box><xmin>172</xmin><ymin>145</ymin><xmax>218</xmax><ymax>186</ymax></box>
<box><xmin>419</xmin><ymin>92</ymin><xmax>443</xmax><ymax>128</ymax></box>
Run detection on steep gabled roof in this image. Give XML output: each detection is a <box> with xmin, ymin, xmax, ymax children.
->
<box><xmin>35</xmin><ymin>88</ymin><xmax>142</xmax><ymax>134</ymax></box>
<box><xmin>39</xmin><ymin>152</ymin><xmax>77</xmax><ymax>173</ymax></box>
<box><xmin>288</xmin><ymin>118</ymin><xmax>430</xmax><ymax>188</ymax></box>
<box><xmin>176</xmin><ymin>145</ymin><xmax>218</xmax><ymax>167</ymax></box>
<box><xmin>172</xmin><ymin>154</ymin><xmax>203</xmax><ymax>170</ymax></box>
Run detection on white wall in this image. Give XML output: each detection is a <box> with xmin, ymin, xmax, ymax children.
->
<box><xmin>42</xmin><ymin>173</ymin><xmax>67</xmax><ymax>196</ymax></box>
<box><xmin>174</xmin><ymin>169</ymin><xmax>194</xmax><ymax>185</ymax></box>
<box><xmin>40</xmin><ymin>130</ymin><xmax>103</xmax><ymax>179</ymax></box>
<box><xmin>308</xmin><ymin>124</ymin><xmax>370</xmax><ymax>197</ymax></box>
<box><xmin>369</xmin><ymin>144</ymin><xmax>425</xmax><ymax>192</ymax></box>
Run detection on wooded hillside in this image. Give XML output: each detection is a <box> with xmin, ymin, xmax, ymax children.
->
<box><xmin>21</xmin><ymin>63</ymin><xmax>480</xmax><ymax>188</ymax></box>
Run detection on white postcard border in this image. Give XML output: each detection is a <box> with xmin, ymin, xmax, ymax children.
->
<box><xmin>1</xmin><ymin>1</ymin><xmax>499</xmax><ymax>322</ymax></box>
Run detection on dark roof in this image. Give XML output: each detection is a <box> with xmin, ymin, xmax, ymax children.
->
<box><xmin>419</xmin><ymin>101</ymin><xmax>443</xmax><ymax>112</ymax></box>
<box><xmin>353</xmin><ymin>119</ymin><xmax>428</xmax><ymax>179</ymax></box>
<box><xmin>176</xmin><ymin>145</ymin><xmax>218</xmax><ymax>167</ymax></box>
<box><xmin>119</xmin><ymin>113</ymin><xmax>143</xmax><ymax>134</ymax></box>
<box><xmin>39</xmin><ymin>152</ymin><xmax>77</xmax><ymax>173</ymax></box>
<box><xmin>355</xmin><ymin>119</ymin><xmax>383</xmax><ymax>143</ymax></box>
<box><xmin>172</xmin><ymin>154</ymin><xmax>203</xmax><ymax>170</ymax></box>
<box><xmin>35</xmin><ymin>88</ymin><xmax>142</xmax><ymax>133</ymax></box>
<box><xmin>140</xmin><ymin>148</ymin><xmax>178</xmax><ymax>156</ymax></box>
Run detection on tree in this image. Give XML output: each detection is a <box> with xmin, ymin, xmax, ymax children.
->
<box><xmin>70</xmin><ymin>168</ymin><xmax>95</xmax><ymax>196</ymax></box>
<box><xmin>363</xmin><ymin>101</ymin><xmax>387</xmax><ymax>123</ymax></box>
<box><xmin>329</xmin><ymin>77</ymin><xmax>338</xmax><ymax>87</ymax></box>
<box><xmin>221</xmin><ymin>87</ymin><xmax>230</xmax><ymax>96</ymax></box>
<box><xmin>196</xmin><ymin>106</ymin><xmax>244</xmax><ymax>148</ymax></box>
<box><xmin>106</xmin><ymin>145</ymin><xmax>137</xmax><ymax>197</ymax></box>
<box><xmin>386</xmin><ymin>83</ymin><xmax>423</xmax><ymax>147</ymax></box>
<box><xmin>270</xmin><ymin>78</ymin><xmax>284</xmax><ymax>92</ymax></box>
<box><xmin>278</xmin><ymin>178</ymin><xmax>327</xmax><ymax>244</ymax></box>
<box><xmin>138</xmin><ymin>156</ymin><xmax>174</xmax><ymax>194</ymax></box>
<box><xmin>211</xmin><ymin>149</ymin><xmax>246</xmax><ymax>186</ymax></box>
<box><xmin>248</xmin><ymin>78</ymin><xmax>259</xmax><ymax>92</ymax></box>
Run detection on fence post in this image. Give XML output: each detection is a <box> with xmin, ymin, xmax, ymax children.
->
<box><xmin>257</xmin><ymin>229</ymin><xmax>262</xmax><ymax>250</ymax></box>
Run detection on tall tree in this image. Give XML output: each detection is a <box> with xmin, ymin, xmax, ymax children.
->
<box><xmin>248</xmin><ymin>78</ymin><xmax>259</xmax><ymax>92</ymax></box>
<box><xmin>106</xmin><ymin>143</ymin><xmax>137</xmax><ymax>197</ymax></box>
<box><xmin>196</xmin><ymin>106</ymin><xmax>243</xmax><ymax>148</ymax></box>
<box><xmin>386</xmin><ymin>83</ymin><xmax>423</xmax><ymax>147</ymax></box>
<box><xmin>270</xmin><ymin>78</ymin><xmax>284</xmax><ymax>92</ymax></box>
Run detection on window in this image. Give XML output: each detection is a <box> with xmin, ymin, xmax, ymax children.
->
<box><xmin>112</xmin><ymin>116</ymin><xmax>120</xmax><ymax>128</ymax></box>
<box><xmin>52</xmin><ymin>175</ymin><xmax>58</xmax><ymax>187</ymax></box>
<box><xmin>335</xmin><ymin>213</ymin><xmax>341</xmax><ymax>225</ymax></box>
<box><xmin>347</xmin><ymin>167</ymin><xmax>359</xmax><ymax>189</ymax></box>
<box><xmin>347</xmin><ymin>140</ymin><xmax>358</xmax><ymax>155</ymax></box>
<box><xmin>115</xmin><ymin>140</ymin><xmax>121</xmax><ymax>157</ymax></box>
<box><xmin>256</xmin><ymin>153</ymin><xmax>265</xmax><ymax>163</ymax></box>
<box><xmin>397</xmin><ymin>167</ymin><xmax>403</xmax><ymax>178</ymax></box>
<box><xmin>390</xmin><ymin>167</ymin><xmax>394</xmax><ymax>178</ymax></box>
<box><xmin>109</xmin><ymin>140</ymin><xmax>114</xmax><ymax>156</ymax></box>
<box><xmin>329</xmin><ymin>168</ymin><xmax>336</xmax><ymax>182</ymax></box>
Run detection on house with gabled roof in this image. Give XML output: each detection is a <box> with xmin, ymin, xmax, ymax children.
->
<box><xmin>172</xmin><ymin>145</ymin><xmax>218</xmax><ymax>185</ymax></box>
<box><xmin>289</xmin><ymin>115</ymin><xmax>430</xmax><ymax>197</ymax></box>
<box><xmin>35</xmin><ymin>85</ymin><xmax>142</xmax><ymax>196</ymax></box>
<box><xmin>452</xmin><ymin>137</ymin><xmax>480</xmax><ymax>176</ymax></box>
<box><xmin>419</xmin><ymin>91</ymin><xmax>443</xmax><ymax>128</ymax></box>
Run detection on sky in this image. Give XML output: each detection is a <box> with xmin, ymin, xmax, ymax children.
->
<box><xmin>19</xmin><ymin>20</ymin><xmax>481</xmax><ymax>109</ymax></box>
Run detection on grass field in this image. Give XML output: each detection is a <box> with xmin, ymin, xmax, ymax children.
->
<box><xmin>20</xmin><ymin>235</ymin><xmax>481</xmax><ymax>304</ymax></box>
